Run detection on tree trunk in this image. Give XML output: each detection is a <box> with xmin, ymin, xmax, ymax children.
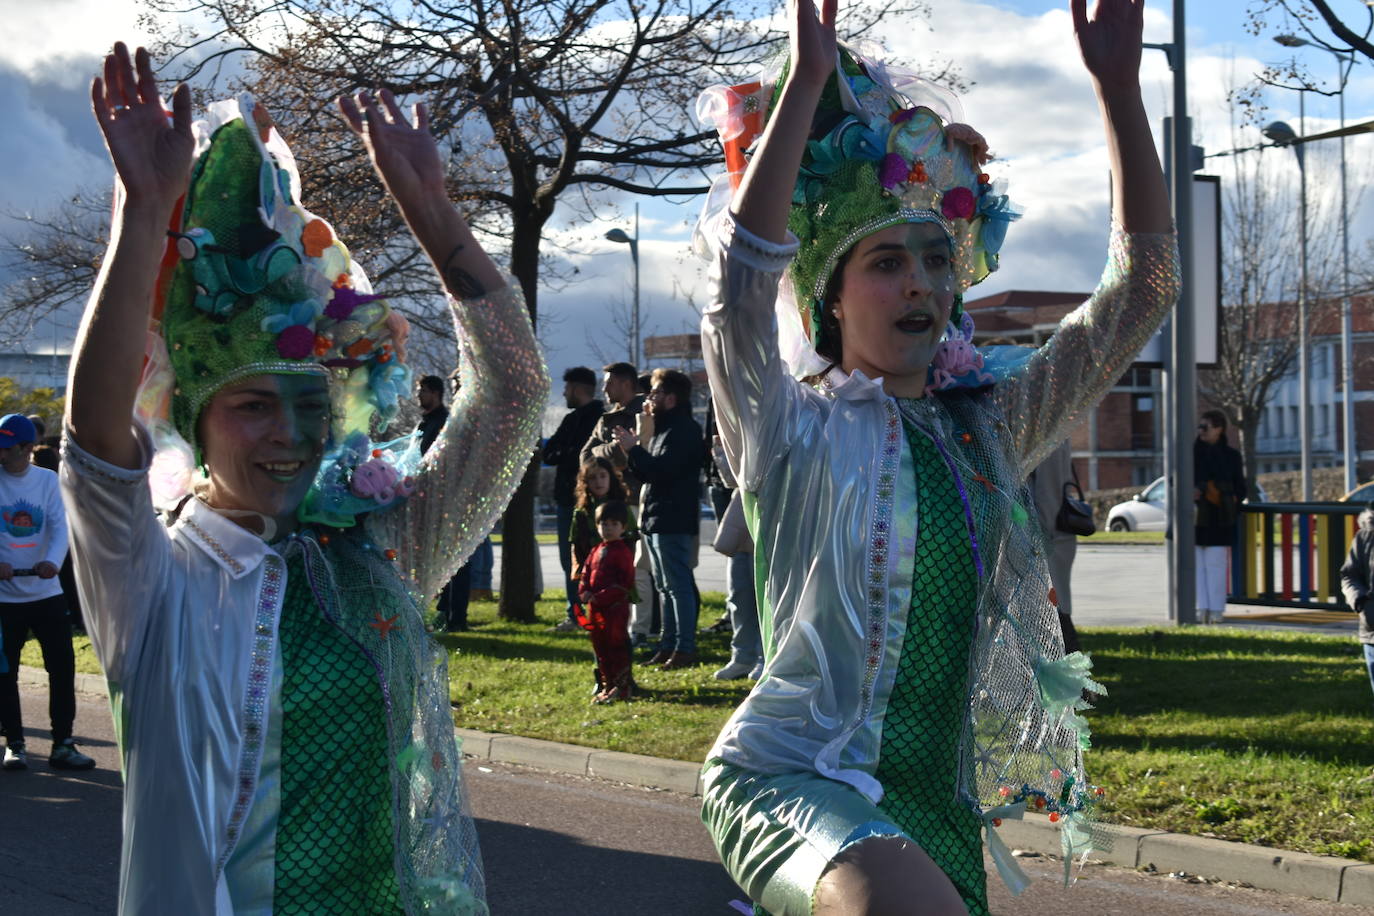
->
<box><xmin>497</xmin><ymin>211</ymin><xmax>547</xmax><ymax>623</ymax></box>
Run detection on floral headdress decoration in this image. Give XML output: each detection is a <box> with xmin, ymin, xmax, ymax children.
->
<box><xmin>696</xmin><ymin>43</ymin><xmax>1023</xmax><ymax>386</ymax></box>
<box><xmin>138</xmin><ymin>95</ymin><xmax>418</xmax><ymax>527</ymax></box>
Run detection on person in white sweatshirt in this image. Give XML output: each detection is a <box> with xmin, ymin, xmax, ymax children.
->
<box><xmin>0</xmin><ymin>413</ymin><xmax>91</xmax><ymax>772</ymax></box>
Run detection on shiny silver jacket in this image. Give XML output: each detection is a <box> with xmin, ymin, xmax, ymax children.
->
<box><xmin>61</xmin><ymin>282</ymin><xmax>546</xmax><ymax>915</ymax></box>
<box><xmin>701</xmin><ymin>214</ymin><xmax>1180</xmax><ymax>807</ymax></box>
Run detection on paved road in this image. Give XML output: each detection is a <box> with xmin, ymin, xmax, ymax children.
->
<box><xmin>5</xmin><ymin>688</ymin><xmax>1372</xmax><ymax>915</ymax></box>
<box><xmin>500</xmin><ymin>538</ymin><xmax>1357</xmax><ymax>635</ymax></box>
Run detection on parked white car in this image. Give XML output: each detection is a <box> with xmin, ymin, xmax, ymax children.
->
<box><xmin>1106</xmin><ymin>476</ymin><xmax>1167</xmax><ymax>532</ymax></box>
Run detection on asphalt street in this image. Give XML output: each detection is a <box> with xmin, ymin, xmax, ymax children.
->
<box><xmin>5</xmin><ymin>689</ymin><xmax>1373</xmax><ymax>915</ymax></box>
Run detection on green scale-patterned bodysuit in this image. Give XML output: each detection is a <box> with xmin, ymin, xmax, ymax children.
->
<box><xmin>872</xmin><ymin>410</ymin><xmax>989</xmax><ymax>915</ymax></box>
<box><xmin>273</xmin><ymin>552</ymin><xmax>404</xmax><ymax>914</ymax></box>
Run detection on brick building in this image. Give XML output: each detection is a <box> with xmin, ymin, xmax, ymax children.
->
<box><xmin>964</xmin><ymin>289</ymin><xmax>1161</xmax><ymax>490</ymax></box>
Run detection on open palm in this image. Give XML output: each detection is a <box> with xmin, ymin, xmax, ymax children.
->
<box><xmin>338</xmin><ymin>90</ymin><xmax>447</xmax><ymax>210</ymax></box>
<box><xmin>92</xmin><ymin>43</ymin><xmax>194</xmax><ymax>213</ymax></box>
<box><xmin>1072</xmin><ymin>0</ymin><xmax>1145</xmax><ymax>90</ymax></box>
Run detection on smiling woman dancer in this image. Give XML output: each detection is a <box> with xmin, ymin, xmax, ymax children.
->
<box><xmin>696</xmin><ymin>1</ymin><xmax>1178</xmax><ymax>914</ymax></box>
<box><xmin>62</xmin><ymin>44</ymin><xmax>544</xmax><ymax>914</ymax></box>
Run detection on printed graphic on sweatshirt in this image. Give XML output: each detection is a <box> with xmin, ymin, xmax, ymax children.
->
<box><xmin>2</xmin><ymin>499</ymin><xmax>43</xmax><ymax>538</ymax></box>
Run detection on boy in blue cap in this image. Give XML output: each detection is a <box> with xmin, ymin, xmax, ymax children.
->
<box><xmin>0</xmin><ymin>413</ymin><xmax>93</xmax><ymax>771</ymax></box>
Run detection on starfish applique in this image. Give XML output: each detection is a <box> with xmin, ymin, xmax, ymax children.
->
<box><xmin>369</xmin><ymin>612</ymin><xmax>401</xmax><ymax>638</ymax></box>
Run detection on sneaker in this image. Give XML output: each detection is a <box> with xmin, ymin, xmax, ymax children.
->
<box><xmin>748</xmin><ymin>659</ymin><xmax>765</xmax><ymax>680</ymax></box>
<box><xmin>2</xmin><ymin>743</ymin><xmax>26</xmax><ymax>771</ymax></box>
<box><xmin>551</xmin><ymin>618</ymin><xmax>580</xmax><ymax>633</ymax></box>
<box><xmin>713</xmin><ymin>660</ymin><xmax>754</xmax><ymax>681</ymax></box>
<box><xmin>705</xmin><ymin>615</ymin><xmax>732</xmax><ymax>634</ymax></box>
<box><xmin>643</xmin><ymin>648</ymin><xmax>673</xmax><ymax>666</ymax></box>
<box><xmin>49</xmin><ymin>740</ymin><xmax>96</xmax><ymax>771</ymax></box>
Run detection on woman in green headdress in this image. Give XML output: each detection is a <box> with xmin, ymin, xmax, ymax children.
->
<box><xmin>696</xmin><ymin>1</ymin><xmax>1177</xmax><ymax>913</ymax></box>
<box><xmin>62</xmin><ymin>44</ymin><xmax>546</xmax><ymax>914</ymax></box>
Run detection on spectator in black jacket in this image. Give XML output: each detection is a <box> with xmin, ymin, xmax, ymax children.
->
<box><xmin>1194</xmin><ymin>409</ymin><xmax>1247</xmax><ymax>625</ymax></box>
<box><xmin>615</xmin><ymin>368</ymin><xmax>703</xmax><ymax>668</ymax></box>
<box><xmin>546</xmin><ymin>366</ymin><xmax>604</xmax><ymax>630</ymax></box>
<box><xmin>1340</xmin><ymin>505</ymin><xmax>1374</xmax><ymax>701</ymax></box>
<box><xmin>416</xmin><ymin>375</ymin><xmax>470</xmax><ymax>631</ymax></box>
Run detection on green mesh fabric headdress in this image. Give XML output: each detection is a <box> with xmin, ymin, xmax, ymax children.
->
<box><xmin>158</xmin><ymin>95</ymin><xmax>408</xmax><ymax>452</ymax></box>
<box><xmin>696</xmin><ymin>44</ymin><xmax>1019</xmax><ymax>358</ymax></box>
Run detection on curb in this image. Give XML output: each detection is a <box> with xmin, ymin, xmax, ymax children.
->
<box><xmin>25</xmin><ymin>665</ymin><xmax>1374</xmax><ymax>906</ymax></box>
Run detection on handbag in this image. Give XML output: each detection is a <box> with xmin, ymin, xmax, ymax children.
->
<box><xmin>1056</xmin><ymin>471</ymin><xmax>1096</xmax><ymax>537</ymax></box>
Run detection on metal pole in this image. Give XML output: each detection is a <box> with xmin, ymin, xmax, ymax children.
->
<box><xmin>632</xmin><ymin>203</ymin><xmax>641</xmax><ymax>368</ymax></box>
<box><xmin>1297</xmin><ymin>92</ymin><xmax>1312</xmax><ymax>501</ymax></box>
<box><xmin>1168</xmin><ymin>0</ymin><xmax>1198</xmax><ymax>625</ymax></box>
<box><xmin>1162</xmin><ymin>117</ymin><xmax>1178</xmax><ymax>625</ymax></box>
<box><xmin>1336</xmin><ymin>55</ymin><xmax>1356</xmax><ymax>491</ymax></box>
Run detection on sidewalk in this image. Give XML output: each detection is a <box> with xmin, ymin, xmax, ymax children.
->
<box><xmin>22</xmin><ymin>663</ymin><xmax>1374</xmax><ymax>908</ymax></box>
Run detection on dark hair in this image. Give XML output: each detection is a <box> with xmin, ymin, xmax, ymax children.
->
<box><xmin>564</xmin><ymin>366</ymin><xmax>597</xmax><ymax>388</ymax></box>
<box><xmin>637</xmin><ymin>373</ymin><xmax>652</xmax><ymax>394</ymax></box>
<box><xmin>603</xmin><ymin>362</ymin><xmax>637</xmax><ymax>383</ymax></box>
<box><xmin>650</xmin><ymin>368</ymin><xmax>692</xmax><ymax>407</ymax></box>
<box><xmin>26</xmin><ymin>415</ymin><xmax>46</xmax><ymax>439</ymax></box>
<box><xmin>419</xmin><ymin>375</ymin><xmax>446</xmax><ymax>394</ymax></box>
<box><xmin>815</xmin><ymin>249</ymin><xmax>852</xmax><ymax>365</ymax></box>
<box><xmin>595</xmin><ymin>499</ymin><xmax>629</xmax><ymax>526</ymax></box>
<box><xmin>31</xmin><ymin>444</ymin><xmax>59</xmax><ymax>472</ymax></box>
<box><xmin>575</xmin><ymin>457</ymin><xmax>627</xmax><ymax>511</ymax></box>
<box><xmin>1200</xmin><ymin>409</ymin><xmax>1229</xmax><ymax>440</ymax></box>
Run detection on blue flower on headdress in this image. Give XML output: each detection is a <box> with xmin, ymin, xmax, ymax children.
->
<box><xmin>977</xmin><ymin>190</ymin><xmax>1019</xmax><ymax>260</ymax></box>
<box><xmin>261</xmin><ymin>298</ymin><xmax>323</xmax><ymax>335</ymax></box>
<box><xmin>797</xmin><ymin>115</ymin><xmax>889</xmax><ymax>203</ymax></box>
<box><xmin>368</xmin><ymin>361</ymin><xmax>412</xmax><ymax>415</ymax></box>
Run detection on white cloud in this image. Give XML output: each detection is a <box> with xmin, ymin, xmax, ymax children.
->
<box><xmin>2</xmin><ymin>0</ymin><xmax>150</xmax><ymax>88</ymax></box>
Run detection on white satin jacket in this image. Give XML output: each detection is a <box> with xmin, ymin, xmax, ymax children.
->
<box><xmin>701</xmin><ymin>214</ymin><xmax>1180</xmax><ymax>807</ymax></box>
<box><xmin>60</xmin><ymin>282</ymin><xmax>546</xmax><ymax>915</ymax></box>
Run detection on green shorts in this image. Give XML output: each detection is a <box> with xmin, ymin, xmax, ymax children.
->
<box><xmin>700</xmin><ymin>759</ymin><xmax>910</xmax><ymax>916</ymax></box>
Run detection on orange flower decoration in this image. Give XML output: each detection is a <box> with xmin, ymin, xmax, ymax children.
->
<box><xmin>301</xmin><ymin>219</ymin><xmax>333</xmax><ymax>258</ymax></box>
<box><xmin>346</xmin><ymin>337</ymin><xmax>374</xmax><ymax>358</ymax></box>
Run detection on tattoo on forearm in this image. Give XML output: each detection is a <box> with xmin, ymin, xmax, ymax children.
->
<box><xmin>442</xmin><ymin>242</ymin><xmax>486</xmax><ymax>299</ymax></box>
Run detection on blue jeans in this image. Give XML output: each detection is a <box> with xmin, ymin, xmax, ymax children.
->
<box><xmin>556</xmin><ymin>503</ymin><xmax>576</xmax><ymax>618</ymax></box>
<box><xmin>470</xmin><ymin>536</ymin><xmax>494</xmax><ymax>592</ymax></box>
<box><xmin>1364</xmin><ymin>644</ymin><xmax>1374</xmax><ymax>700</ymax></box>
<box><xmin>645</xmin><ymin>532</ymin><xmax>699</xmax><ymax>654</ymax></box>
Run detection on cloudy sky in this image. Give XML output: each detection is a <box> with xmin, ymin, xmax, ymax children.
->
<box><xmin>4</xmin><ymin>0</ymin><xmax>1373</xmax><ymax>423</ymax></box>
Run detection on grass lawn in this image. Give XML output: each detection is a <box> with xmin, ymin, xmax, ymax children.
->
<box><xmin>489</xmin><ymin>533</ymin><xmax>557</xmax><ymax>545</ymax></box>
<box><xmin>1082</xmin><ymin>529</ymin><xmax>1165</xmax><ymax>546</ymax></box>
<box><xmin>29</xmin><ymin>601</ymin><xmax>1374</xmax><ymax>861</ymax></box>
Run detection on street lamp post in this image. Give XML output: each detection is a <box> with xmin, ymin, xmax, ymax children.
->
<box><xmin>604</xmin><ymin>203</ymin><xmax>641</xmax><ymax>368</ymax></box>
<box><xmin>1276</xmin><ymin>34</ymin><xmax>1358</xmax><ymax>491</ymax></box>
<box><xmin>1263</xmin><ymin>115</ymin><xmax>1311</xmax><ymax>501</ymax></box>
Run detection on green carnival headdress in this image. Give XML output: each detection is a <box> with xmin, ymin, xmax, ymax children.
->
<box><xmin>139</xmin><ymin>95</ymin><xmax>418</xmax><ymax>526</ymax></box>
<box><xmin>696</xmin><ymin>44</ymin><xmax>1019</xmax><ymax>359</ymax></box>
<box><xmin>157</xmin><ymin>95</ymin><xmax>408</xmax><ymax>452</ymax></box>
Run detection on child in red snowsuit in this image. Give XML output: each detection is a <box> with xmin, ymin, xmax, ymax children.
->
<box><xmin>577</xmin><ymin>500</ymin><xmax>636</xmax><ymax>703</ymax></box>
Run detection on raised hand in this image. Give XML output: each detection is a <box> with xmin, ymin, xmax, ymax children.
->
<box><xmin>91</xmin><ymin>43</ymin><xmax>193</xmax><ymax>216</ymax></box>
<box><xmin>338</xmin><ymin>89</ymin><xmax>446</xmax><ymax>214</ymax></box>
<box><xmin>789</xmin><ymin>0</ymin><xmax>839</xmax><ymax>91</ymax></box>
<box><xmin>1071</xmin><ymin>0</ymin><xmax>1145</xmax><ymax>91</ymax></box>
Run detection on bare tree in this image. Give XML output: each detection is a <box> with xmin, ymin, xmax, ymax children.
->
<box><xmin>139</xmin><ymin>0</ymin><xmax>939</xmax><ymax>619</ymax></box>
<box><xmin>1200</xmin><ymin>106</ymin><xmax>1351</xmax><ymax>490</ymax></box>
<box><xmin>0</xmin><ymin>192</ymin><xmax>110</xmax><ymax>344</ymax></box>
<box><xmin>1236</xmin><ymin>1</ymin><xmax>1371</xmax><ymax>120</ymax></box>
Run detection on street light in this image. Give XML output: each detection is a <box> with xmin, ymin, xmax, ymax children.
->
<box><xmin>1262</xmin><ymin>117</ymin><xmax>1311</xmax><ymax>500</ymax></box>
<box><xmin>604</xmin><ymin>202</ymin><xmax>641</xmax><ymax>368</ymax></box>
<box><xmin>1274</xmin><ymin>33</ymin><xmax>1358</xmax><ymax>492</ymax></box>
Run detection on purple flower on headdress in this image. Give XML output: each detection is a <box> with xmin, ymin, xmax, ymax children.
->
<box><xmin>879</xmin><ymin>153</ymin><xmax>909</xmax><ymax>189</ymax></box>
<box><xmin>942</xmin><ymin>186</ymin><xmax>977</xmax><ymax>220</ymax></box>
<box><xmin>889</xmin><ymin>107</ymin><xmax>918</xmax><ymax>125</ymax></box>
<box><xmin>276</xmin><ymin>324</ymin><xmax>315</xmax><ymax>360</ymax></box>
<box><xmin>325</xmin><ymin>285</ymin><xmax>382</xmax><ymax>321</ymax></box>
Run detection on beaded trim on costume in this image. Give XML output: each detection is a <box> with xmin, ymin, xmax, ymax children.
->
<box><xmin>855</xmin><ymin>400</ymin><xmax>902</xmax><ymax>722</ymax></box>
<box><xmin>181</xmin><ymin>516</ymin><xmax>248</xmax><ymax>576</ymax></box>
<box><xmin>217</xmin><ymin>554</ymin><xmax>283</xmax><ymax>872</ymax></box>
<box><xmin>810</xmin><ymin>208</ymin><xmax>954</xmax><ymax>302</ymax></box>
<box><xmin>60</xmin><ymin>439</ymin><xmax>147</xmax><ymax>487</ymax></box>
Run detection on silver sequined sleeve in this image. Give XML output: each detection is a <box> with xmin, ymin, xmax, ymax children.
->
<box><xmin>995</xmin><ymin>226</ymin><xmax>1180</xmax><ymax>475</ymax></box>
<box><xmin>368</xmin><ymin>280</ymin><xmax>548</xmax><ymax>602</ymax></box>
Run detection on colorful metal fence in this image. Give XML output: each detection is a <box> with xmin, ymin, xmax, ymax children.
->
<box><xmin>1230</xmin><ymin>502</ymin><xmax>1365</xmax><ymax>610</ymax></box>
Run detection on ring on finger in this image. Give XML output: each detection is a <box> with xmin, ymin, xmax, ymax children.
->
<box><xmin>113</xmin><ymin>104</ymin><xmax>130</xmax><ymax>112</ymax></box>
